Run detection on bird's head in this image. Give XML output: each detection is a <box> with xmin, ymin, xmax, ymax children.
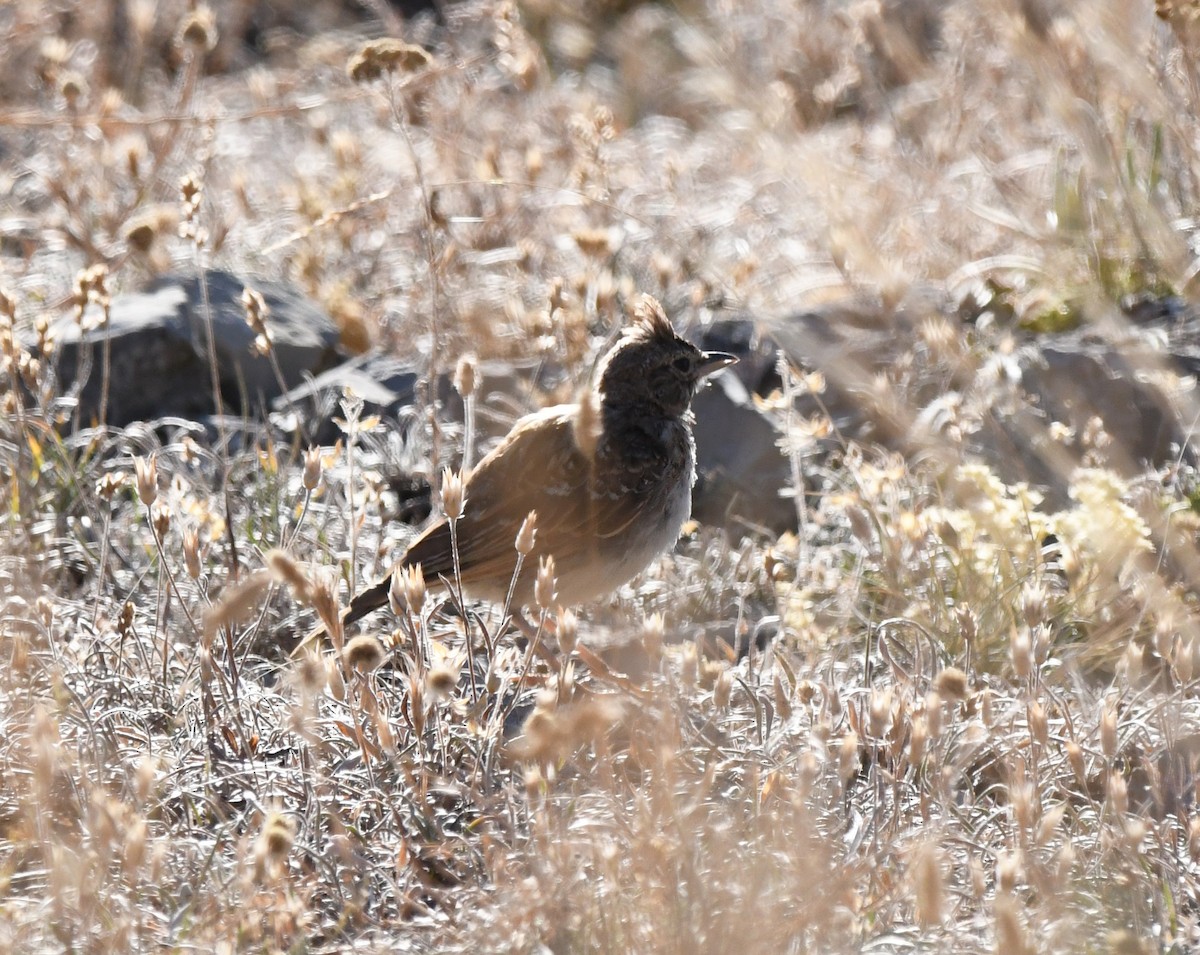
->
<box><xmin>596</xmin><ymin>295</ymin><xmax>736</xmax><ymax>417</ymax></box>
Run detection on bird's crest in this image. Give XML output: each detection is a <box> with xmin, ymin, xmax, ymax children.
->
<box><xmin>629</xmin><ymin>294</ymin><xmax>677</xmax><ymax>343</ymax></box>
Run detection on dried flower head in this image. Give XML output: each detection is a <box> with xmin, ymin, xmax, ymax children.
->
<box><xmin>398</xmin><ymin>567</ymin><xmax>426</xmax><ymax>622</ymax></box>
<box><xmin>265</xmin><ymin>549</ymin><xmax>313</xmax><ymax>603</ymax></box>
<box><xmin>516</xmin><ymin>510</ymin><xmax>538</xmax><ymax>556</ymax></box>
<box><xmin>535</xmin><ymin>555</ymin><xmax>557</xmax><ymax>612</ymax></box>
<box><xmin>183</xmin><ymin>527</ymin><xmax>202</xmax><ymax>579</ymax></box>
<box><xmin>680</xmin><ymin>642</ymin><xmax>699</xmax><ymax>688</ymax></box>
<box><xmin>642</xmin><ymin>612</ymin><xmax>664</xmax><ymax>658</ymax></box>
<box><xmin>96</xmin><ymin>470</ymin><xmax>127</xmax><ymax>501</ymax></box>
<box><xmin>202</xmin><ymin>569</ymin><xmax>271</xmax><ymax>643</ymax></box>
<box><xmin>343</xmin><ymin>635</ymin><xmax>385</xmax><ymax>673</ymax></box>
<box><xmin>713</xmin><ymin>667</ymin><xmax>733</xmax><ymax>710</ymax></box>
<box><xmin>1028</xmin><ymin>700</ymin><xmax>1048</xmax><ymax>746</ymax></box>
<box><xmin>241</xmin><ymin>287</ymin><xmax>271</xmax><ymax>355</ymax></box>
<box><xmin>151</xmin><ymin>500</ymin><xmax>171</xmax><ymax>538</ymax></box>
<box><xmin>426</xmin><ymin>665</ymin><xmax>459</xmax><ymax>699</ymax></box>
<box><xmin>1010</xmin><ymin>627</ymin><xmax>1033</xmax><ymax>681</ymax></box>
<box><xmin>441</xmin><ymin>468</ymin><xmax>465</xmax><ymax>520</ymax></box>
<box><xmin>302</xmin><ymin>445</ymin><xmax>322</xmax><ymax>491</ymax></box>
<box><xmin>178</xmin><ymin>5</ymin><xmax>218</xmax><ymax>52</ymax></box>
<box><xmin>326</xmin><ymin>658</ymin><xmax>346</xmax><ymax>701</ymax></box>
<box><xmin>347</xmin><ymin>39</ymin><xmax>432</xmax><ymax>83</ymax></box>
<box><xmin>133</xmin><ymin>455</ymin><xmax>157</xmax><ymax>507</ymax></box>
<box><xmin>1100</xmin><ymin>698</ymin><xmax>1118</xmax><ymax>759</ymax></box>
<box><xmin>118</xmin><ymin>600</ymin><xmax>135</xmax><ymax>637</ymax></box>
<box><xmin>556</xmin><ymin>607</ymin><xmax>578</xmax><ymax>656</ymax></box>
<box><xmin>933</xmin><ymin>666</ymin><xmax>969</xmax><ymax>702</ymax></box>
<box><xmin>310</xmin><ymin>572</ymin><xmax>344</xmax><ymax>650</ymax></box>
<box><xmin>73</xmin><ymin>263</ymin><xmax>111</xmax><ymax>329</ymax></box>
<box><xmin>839</xmin><ymin>731</ymin><xmax>861</xmax><ymax>784</ymax></box>
<box><xmin>1020</xmin><ymin>580</ymin><xmax>1049</xmax><ymax>628</ymax></box>
<box><xmin>179</xmin><ymin>172</ymin><xmax>202</xmax><ymax>220</ymax></box>
<box><xmin>454</xmin><ymin>354</ymin><xmax>477</xmax><ymax>398</ymax></box>
<box><xmin>912</xmin><ymin>842</ymin><xmax>945</xmax><ymax>930</ymax></box>
<box><xmin>258</xmin><ymin>811</ymin><xmax>295</xmax><ymax>862</ymax></box>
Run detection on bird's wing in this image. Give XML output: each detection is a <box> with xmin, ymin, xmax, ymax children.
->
<box><xmin>401</xmin><ymin>405</ymin><xmax>660</xmax><ymax>588</ymax></box>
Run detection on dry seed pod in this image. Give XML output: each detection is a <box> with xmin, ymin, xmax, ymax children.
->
<box><xmin>535</xmin><ymin>555</ymin><xmax>557</xmax><ymax>612</ymax></box>
<box><xmin>343</xmin><ymin>635</ymin><xmax>385</xmax><ymax>673</ymax></box>
<box><xmin>515</xmin><ymin>510</ymin><xmax>538</xmax><ymax>556</ymax></box>
<box><xmin>441</xmin><ymin>467</ymin><xmax>465</xmax><ymax>520</ymax></box>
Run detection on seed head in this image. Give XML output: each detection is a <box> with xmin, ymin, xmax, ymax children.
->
<box><xmin>133</xmin><ymin>455</ymin><xmax>157</xmax><ymax>506</ymax></box>
<box><xmin>426</xmin><ymin>665</ymin><xmax>459</xmax><ymax>699</ymax></box>
<box><xmin>535</xmin><ymin>555</ymin><xmax>557</xmax><ymax>611</ymax></box>
<box><xmin>516</xmin><ymin>510</ymin><xmax>538</xmax><ymax>556</ymax></box>
<box><xmin>1020</xmin><ymin>580</ymin><xmax>1049</xmax><ymax>628</ymax></box>
<box><xmin>680</xmin><ymin>642</ymin><xmax>698</xmax><ymax>688</ymax></box>
<box><xmin>924</xmin><ymin>691</ymin><xmax>943</xmax><ymax>738</ymax></box>
<box><xmin>257</xmin><ymin>811</ymin><xmax>295</xmax><ymax>864</ymax></box>
<box><xmin>151</xmin><ymin>500</ymin><xmax>171</xmax><ymax>538</ymax></box>
<box><xmin>1028</xmin><ymin>700</ymin><xmax>1048</xmax><ymax>746</ymax></box>
<box><xmin>302</xmin><ymin>446</ymin><xmax>322</xmax><ymax>491</ymax></box>
<box><xmin>1100</xmin><ymin>698</ymin><xmax>1118</xmax><ymax>759</ymax></box>
<box><xmin>441</xmin><ymin>467</ymin><xmax>465</xmax><ymax>520</ymax></box>
<box><xmin>909</xmin><ymin>715</ymin><xmax>927</xmax><ymax>765</ymax></box>
<box><xmin>1010</xmin><ymin>627</ymin><xmax>1033</xmax><ymax>681</ymax></box>
<box><xmin>556</xmin><ymin>607</ymin><xmax>578</xmax><ymax>656</ymax></box>
<box><xmin>326</xmin><ymin>659</ymin><xmax>346</xmax><ymax>701</ymax></box>
<box><xmin>912</xmin><ymin>842</ymin><xmax>944</xmax><ymax>930</ymax></box>
<box><xmin>713</xmin><ymin>667</ymin><xmax>733</xmax><ymax>709</ymax></box>
<box><xmin>454</xmin><ymin>354</ymin><xmax>477</xmax><ymax>398</ymax></box>
<box><xmin>347</xmin><ymin>38</ymin><xmax>432</xmax><ymax>83</ymax></box>
<box><xmin>933</xmin><ymin>666</ymin><xmax>968</xmax><ymax>702</ymax></box>
<box><xmin>183</xmin><ymin>528</ymin><xmax>202</xmax><ymax>579</ymax></box>
<box><xmin>241</xmin><ymin>287</ymin><xmax>271</xmax><ymax>356</ymax></box>
<box><xmin>838</xmin><ymin>731</ymin><xmax>860</xmax><ymax>784</ymax></box>
<box><xmin>343</xmin><ymin>635</ymin><xmax>385</xmax><ymax>673</ymax></box>
<box><xmin>956</xmin><ymin>605</ymin><xmax>977</xmax><ymax>648</ymax></box>
<box><xmin>95</xmin><ymin>470</ymin><xmax>127</xmax><ymax>501</ymax></box>
<box><xmin>400</xmin><ymin>563</ymin><xmax>424</xmax><ymax>614</ymax></box>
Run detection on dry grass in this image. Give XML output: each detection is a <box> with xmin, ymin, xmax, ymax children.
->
<box><xmin>3</xmin><ymin>0</ymin><xmax>1200</xmax><ymax>951</ymax></box>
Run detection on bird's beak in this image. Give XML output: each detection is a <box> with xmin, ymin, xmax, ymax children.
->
<box><xmin>698</xmin><ymin>351</ymin><xmax>738</xmax><ymax>378</ymax></box>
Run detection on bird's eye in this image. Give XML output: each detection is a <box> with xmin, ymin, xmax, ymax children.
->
<box><xmin>672</xmin><ymin>355</ymin><xmax>692</xmax><ymax>373</ymax></box>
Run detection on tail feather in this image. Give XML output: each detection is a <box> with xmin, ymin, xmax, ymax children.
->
<box><xmin>344</xmin><ymin>574</ymin><xmax>393</xmax><ymax>627</ymax></box>
<box><xmin>290</xmin><ymin>573</ymin><xmax>393</xmax><ymax>658</ymax></box>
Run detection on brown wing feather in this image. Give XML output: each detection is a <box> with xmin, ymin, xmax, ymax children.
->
<box><xmin>405</xmin><ymin>405</ymin><xmax>664</xmax><ymax>595</ymax></box>
<box><xmin>348</xmin><ymin>402</ymin><xmax>675</xmax><ymax>615</ymax></box>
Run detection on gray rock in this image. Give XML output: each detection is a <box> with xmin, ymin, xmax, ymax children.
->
<box><xmin>692</xmin><ymin>370</ymin><xmax>794</xmax><ymax>533</ymax></box>
<box><xmin>274</xmin><ymin>351</ymin><xmax>426</xmax><ymax>445</ymax></box>
<box><xmin>47</xmin><ymin>270</ymin><xmax>340</xmax><ymax>427</ymax></box>
<box><xmin>51</xmin><ymin>282</ymin><xmax>208</xmax><ymax>426</ymax></box>
<box><xmin>768</xmin><ymin>290</ymin><xmax>1200</xmax><ymax>503</ymax></box>
<box><xmin>1019</xmin><ymin>334</ymin><xmax>1184</xmax><ymax>475</ymax></box>
<box><xmin>166</xmin><ymin>270</ymin><xmax>340</xmax><ymax>404</ymax></box>
<box><xmin>274</xmin><ymin>352</ymin><xmax>545</xmax><ymax>447</ymax></box>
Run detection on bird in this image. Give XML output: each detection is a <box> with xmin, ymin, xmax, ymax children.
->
<box><xmin>307</xmin><ymin>294</ymin><xmax>735</xmax><ymax>644</ymax></box>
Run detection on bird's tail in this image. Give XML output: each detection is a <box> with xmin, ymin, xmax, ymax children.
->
<box><xmin>344</xmin><ymin>575</ymin><xmax>392</xmax><ymax>627</ymax></box>
<box><xmin>290</xmin><ymin>573</ymin><xmax>393</xmax><ymax>657</ymax></box>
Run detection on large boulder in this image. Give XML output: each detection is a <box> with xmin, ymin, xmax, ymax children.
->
<box><xmin>49</xmin><ymin>270</ymin><xmax>340</xmax><ymax>427</ymax></box>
